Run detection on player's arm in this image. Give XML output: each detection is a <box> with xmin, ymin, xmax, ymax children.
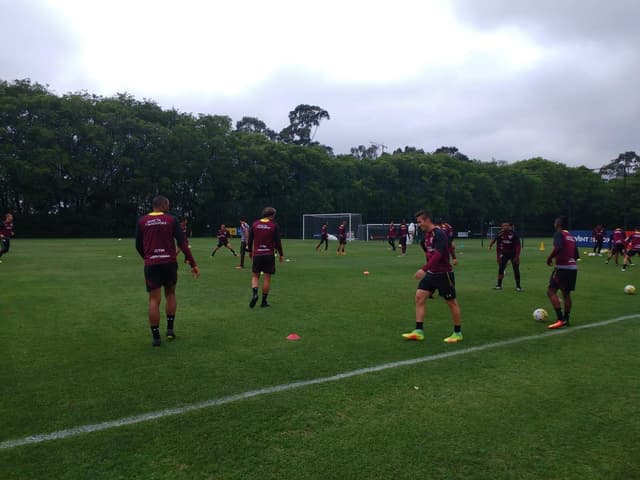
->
<box><xmin>274</xmin><ymin>225</ymin><xmax>284</xmax><ymax>262</ymax></box>
<box><xmin>174</xmin><ymin>218</ymin><xmax>198</xmax><ymax>274</ymax></box>
<box><xmin>514</xmin><ymin>233</ymin><xmax>522</xmax><ymax>263</ymax></box>
<box><xmin>546</xmin><ymin>232</ymin><xmax>563</xmax><ymax>265</ymax></box>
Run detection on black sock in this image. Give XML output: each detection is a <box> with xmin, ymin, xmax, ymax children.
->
<box><xmin>564</xmin><ymin>312</ymin><xmax>570</xmax><ymax>323</ymax></box>
<box><xmin>151</xmin><ymin>325</ymin><xmax>160</xmax><ymax>338</ymax></box>
<box><xmin>415</xmin><ymin>322</ymin><xmax>423</xmax><ymax>331</ymax></box>
<box><xmin>454</xmin><ymin>325</ymin><xmax>461</xmax><ymax>333</ymax></box>
<box><xmin>252</xmin><ymin>287</ymin><xmax>258</xmax><ymax>297</ymax></box>
<box><xmin>554</xmin><ymin>308</ymin><xmax>564</xmax><ymax>321</ymax></box>
<box><xmin>262</xmin><ymin>293</ymin><xmax>268</xmax><ymax>303</ymax></box>
<box><xmin>167</xmin><ymin>315</ymin><xmax>175</xmax><ymax>330</ymax></box>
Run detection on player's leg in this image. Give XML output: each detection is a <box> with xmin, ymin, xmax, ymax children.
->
<box><xmin>164</xmin><ymin>284</ymin><xmax>177</xmax><ymax>339</ymax></box>
<box><xmin>560</xmin><ymin>290</ymin><xmax>572</xmax><ymax>325</ymax></box>
<box><xmin>148</xmin><ymin>288</ymin><xmax>163</xmax><ymax>346</ymax></box>
<box><xmin>513</xmin><ymin>261</ymin><xmax>522</xmax><ymax>290</ymax></box>
<box><xmin>403</xmin><ymin>289</ymin><xmax>429</xmax><ymax>340</ymax></box>
<box><xmin>239</xmin><ymin>241</ymin><xmax>247</xmax><ymax>267</ymax></box>
<box><xmin>324</xmin><ymin>238</ymin><xmax>328</xmax><ymax>251</ymax></box>
<box><xmin>250</xmin><ymin>271</ymin><xmax>260</xmax><ymax>308</ymax></box>
<box><xmin>261</xmin><ymin>274</ymin><xmax>272</xmax><ymax>307</ymax></box>
<box><xmin>441</xmin><ymin>273</ymin><xmax>462</xmax><ymax>343</ymax></box>
<box><xmin>226</xmin><ymin>244</ymin><xmax>238</xmax><ymax>256</ymax></box>
<box><xmin>495</xmin><ymin>256</ymin><xmax>507</xmax><ymax>289</ymax></box>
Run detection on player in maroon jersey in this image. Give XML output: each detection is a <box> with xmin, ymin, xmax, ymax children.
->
<box><xmin>623</xmin><ymin>226</ymin><xmax>640</xmax><ymax>271</ymax></box>
<box><xmin>0</xmin><ymin>212</ymin><xmax>14</xmax><ymax>260</ymax></box>
<box><xmin>387</xmin><ymin>221</ymin><xmax>397</xmax><ymax>251</ymax></box>
<box><xmin>440</xmin><ymin>221</ymin><xmax>458</xmax><ymax>266</ymax></box>
<box><xmin>398</xmin><ymin>220</ymin><xmax>409</xmax><ymax>255</ymax></box>
<box><xmin>489</xmin><ymin>222</ymin><xmax>522</xmax><ymax>291</ymax></box>
<box><xmin>135</xmin><ymin>196</ymin><xmax>199</xmax><ymax>346</ymax></box>
<box><xmin>591</xmin><ymin>224</ymin><xmax>606</xmax><ymax>255</ymax></box>
<box><xmin>211</xmin><ymin>224</ymin><xmax>238</xmax><ymax>258</ymax></box>
<box><xmin>546</xmin><ymin>216</ymin><xmax>579</xmax><ymax>329</ymax></box>
<box><xmin>337</xmin><ymin>221</ymin><xmax>347</xmax><ymax>255</ymax></box>
<box><xmin>606</xmin><ymin>227</ymin><xmax>626</xmax><ymax>265</ymax></box>
<box><xmin>248</xmin><ymin>207</ymin><xmax>285</xmax><ymax>308</ymax></box>
<box><xmin>315</xmin><ymin>223</ymin><xmax>329</xmax><ymax>251</ymax></box>
<box><xmin>402</xmin><ymin>211</ymin><xmax>463</xmax><ymax>343</ymax></box>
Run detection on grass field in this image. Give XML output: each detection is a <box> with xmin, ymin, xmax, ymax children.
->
<box><xmin>1</xmin><ymin>237</ymin><xmax>639</xmax><ymax>479</ymax></box>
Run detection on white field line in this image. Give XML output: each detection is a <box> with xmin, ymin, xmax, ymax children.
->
<box><xmin>2</xmin><ymin>314</ymin><xmax>638</xmax><ymax>451</ymax></box>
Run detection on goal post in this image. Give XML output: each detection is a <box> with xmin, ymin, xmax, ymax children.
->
<box><xmin>302</xmin><ymin>213</ymin><xmax>362</xmax><ymax>241</ymax></box>
<box><xmin>357</xmin><ymin>223</ymin><xmax>392</xmax><ymax>241</ymax></box>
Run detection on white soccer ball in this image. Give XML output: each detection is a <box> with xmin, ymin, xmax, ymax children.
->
<box><xmin>624</xmin><ymin>284</ymin><xmax>636</xmax><ymax>295</ymax></box>
<box><xmin>533</xmin><ymin>308</ymin><xmax>549</xmax><ymax>322</ymax></box>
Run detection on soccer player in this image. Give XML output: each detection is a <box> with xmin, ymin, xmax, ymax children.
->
<box><xmin>315</xmin><ymin>223</ymin><xmax>329</xmax><ymax>251</ymax></box>
<box><xmin>408</xmin><ymin>221</ymin><xmax>416</xmax><ymax>244</ymax></box>
<box><xmin>0</xmin><ymin>212</ymin><xmax>14</xmax><ymax>260</ymax></box>
<box><xmin>546</xmin><ymin>216</ymin><xmax>578</xmax><ymax>329</ymax></box>
<box><xmin>402</xmin><ymin>210</ymin><xmax>462</xmax><ymax>343</ymax></box>
<box><xmin>489</xmin><ymin>222</ymin><xmax>522</xmax><ymax>291</ymax></box>
<box><xmin>248</xmin><ymin>206</ymin><xmax>284</xmax><ymax>308</ymax></box>
<box><xmin>592</xmin><ymin>224</ymin><xmax>606</xmax><ymax>255</ymax></box>
<box><xmin>337</xmin><ymin>220</ymin><xmax>347</xmax><ymax>255</ymax></box>
<box><xmin>237</xmin><ymin>218</ymin><xmax>250</xmax><ymax>268</ymax></box>
<box><xmin>398</xmin><ymin>220</ymin><xmax>409</xmax><ymax>255</ymax></box>
<box><xmin>623</xmin><ymin>226</ymin><xmax>640</xmax><ymax>271</ymax></box>
<box><xmin>211</xmin><ymin>224</ymin><xmax>238</xmax><ymax>257</ymax></box>
<box><xmin>135</xmin><ymin>196</ymin><xmax>200</xmax><ymax>346</ymax></box>
<box><xmin>177</xmin><ymin>218</ymin><xmax>190</xmax><ymax>260</ymax></box>
<box><xmin>606</xmin><ymin>227</ymin><xmax>626</xmax><ymax>265</ymax></box>
<box><xmin>387</xmin><ymin>221</ymin><xmax>397</xmax><ymax>251</ymax></box>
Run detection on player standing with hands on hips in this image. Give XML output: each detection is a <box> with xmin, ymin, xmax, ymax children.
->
<box><xmin>402</xmin><ymin>210</ymin><xmax>462</xmax><ymax>343</ymax></box>
<box><xmin>546</xmin><ymin>216</ymin><xmax>578</xmax><ymax>329</ymax></box>
<box><xmin>136</xmin><ymin>195</ymin><xmax>199</xmax><ymax>346</ymax></box>
<box><xmin>248</xmin><ymin>207</ymin><xmax>284</xmax><ymax>308</ymax></box>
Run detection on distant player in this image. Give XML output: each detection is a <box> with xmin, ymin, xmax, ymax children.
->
<box><xmin>399</xmin><ymin>220</ymin><xmax>409</xmax><ymax>255</ymax></box>
<box><xmin>177</xmin><ymin>218</ymin><xmax>190</xmax><ymax>261</ymax></box>
<box><xmin>238</xmin><ymin>218</ymin><xmax>250</xmax><ymax>268</ymax></box>
<box><xmin>546</xmin><ymin>216</ymin><xmax>578</xmax><ymax>329</ymax></box>
<box><xmin>135</xmin><ymin>196</ymin><xmax>199</xmax><ymax>346</ymax></box>
<box><xmin>606</xmin><ymin>227</ymin><xmax>626</xmax><ymax>265</ymax></box>
<box><xmin>337</xmin><ymin>220</ymin><xmax>347</xmax><ymax>255</ymax></box>
<box><xmin>211</xmin><ymin>224</ymin><xmax>238</xmax><ymax>257</ymax></box>
<box><xmin>387</xmin><ymin>221</ymin><xmax>397</xmax><ymax>251</ymax></box>
<box><xmin>623</xmin><ymin>226</ymin><xmax>640</xmax><ymax>271</ymax></box>
<box><xmin>315</xmin><ymin>223</ymin><xmax>329</xmax><ymax>251</ymax></box>
<box><xmin>248</xmin><ymin>207</ymin><xmax>284</xmax><ymax>308</ymax></box>
<box><xmin>0</xmin><ymin>212</ymin><xmax>15</xmax><ymax>260</ymax></box>
<box><xmin>592</xmin><ymin>224</ymin><xmax>606</xmax><ymax>255</ymax></box>
<box><xmin>489</xmin><ymin>222</ymin><xmax>522</xmax><ymax>291</ymax></box>
<box><xmin>408</xmin><ymin>221</ymin><xmax>416</xmax><ymax>244</ymax></box>
<box><xmin>402</xmin><ymin>210</ymin><xmax>462</xmax><ymax>344</ymax></box>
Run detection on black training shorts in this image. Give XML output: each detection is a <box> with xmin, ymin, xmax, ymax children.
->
<box><xmin>252</xmin><ymin>254</ymin><xmax>276</xmax><ymax>275</ymax></box>
<box><xmin>144</xmin><ymin>262</ymin><xmax>178</xmax><ymax>292</ymax></box>
<box><xmin>548</xmin><ymin>268</ymin><xmax>577</xmax><ymax>292</ymax></box>
<box><xmin>418</xmin><ymin>271</ymin><xmax>456</xmax><ymax>300</ymax></box>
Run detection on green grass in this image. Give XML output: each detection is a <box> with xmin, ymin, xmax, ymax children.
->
<box><xmin>1</xmin><ymin>238</ymin><xmax>639</xmax><ymax>479</ymax></box>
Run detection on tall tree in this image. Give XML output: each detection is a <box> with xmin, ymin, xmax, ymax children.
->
<box><xmin>279</xmin><ymin>104</ymin><xmax>329</xmax><ymax>146</ymax></box>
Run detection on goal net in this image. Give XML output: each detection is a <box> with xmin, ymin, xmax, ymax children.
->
<box><xmin>302</xmin><ymin>213</ymin><xmax>362</xmax><ymax>241</ymax></box>
<box><xmin>357</xmin><ymin>223</ymin><xmax>393</xmax><ymax>241</ymax></box>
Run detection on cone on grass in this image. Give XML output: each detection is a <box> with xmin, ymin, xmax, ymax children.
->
<box><xmin>539</xmin><ymin>241</ymin><xmax>545</xmax><ymax>251</ymax></box>
<box><xmin>286</xmin><ymin>333</ymin><xmax>301</xmax><ymax>341</ymax></box>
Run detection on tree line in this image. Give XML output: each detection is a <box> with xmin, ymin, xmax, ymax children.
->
<box><xmin>1</xmin><ymin>79</ymin><xmax>639</xmax><ymax>238</ymax></box>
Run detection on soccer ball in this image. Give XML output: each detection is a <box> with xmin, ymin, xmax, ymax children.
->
<box><xmin>533</xmin><ymin>308</ymin><xmax>549</xmax><ymax>322</ymax></box>
<box><xmin>624</xmin><ymin>285</ymin><xmax>636</xmax><ymax>295</ymax></box>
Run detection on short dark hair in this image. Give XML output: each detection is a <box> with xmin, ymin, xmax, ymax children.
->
<box><xmin>152</xmin><ymin>195</ymin><xmax>169</xmax><ymax>209</ymax></box>
<box><xmin>415</xmin><ymin>210</ymin><xmax>433</xmax><ymax>221</ymax></box>
<box><xmin>555</xmin><ymin>216</ymin><xmax>567</xmax><ymax>228</ymax></box>
<box><xmin>262</xmin><ymin>206</ymin><xmax>276</xmax><ymax>218</ymax></box>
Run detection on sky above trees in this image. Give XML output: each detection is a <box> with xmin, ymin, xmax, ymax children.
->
<box><xmin>1</xmin><ymin>0</ymin><xmax>638</xmax><ymax>168</ymax></box>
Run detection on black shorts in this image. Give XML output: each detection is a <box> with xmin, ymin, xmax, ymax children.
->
<box><xmin>612</xmin><ymin>243</ymin><xmax>625</xmax><ymax>254</ymax></box>
<box><xmin>549</xmin><ymin>268</ymin><xmax>577</xmax><ymax>292</ymax></box>
<box><xmin>499</xmin><ymin>252</ymin><xmax>518</xmax><ymax>268</ymax></box>
<box><xmin>399</xmin><ymin>237</ymin><xmax>407</xmax><ymax>246</ymax></box>
<box><xmin>217</xmin><ymin>238</ymin><xmax>229</xmax><ymax>247</ymax></box>
<box><xmin>144</xmin><ymin>262</ymin><xmax>178</xmax><ymax>292</ymax></box>
<box><xmin>418</xmin><ymin>272</ymin><xmax>456</xmax><ymax>300</ymax></box>
<box><xmin>627</xmin><ymin>249</ymin><xmax>639</xmax><ymax>257</ymax></box>
<box><xmin>252</xmin><ymin>254</ymin><xmax>276</xmax><ymax>274</ymax></box>
<box><xmin>338</xmin><ymin>236</ymin><xmax>347</xmax><ymax>245</ymax></box>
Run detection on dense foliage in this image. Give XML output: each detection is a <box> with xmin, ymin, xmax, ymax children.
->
<box><xmin>1</xmin><ymin>79</ymin><xmax>639</xmax><ymax>237</ymax></box>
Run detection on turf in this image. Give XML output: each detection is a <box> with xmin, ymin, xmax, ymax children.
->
<box><xmin>1</xmin><ymin>238</ymin><xmax>639</xmax><ymax>479</ymax></box>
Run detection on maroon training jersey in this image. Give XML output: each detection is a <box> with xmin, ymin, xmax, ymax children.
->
<box><xmin>626</xmin><ymin>231</ymin><xmax>640</xmax><ymax>251</ymax></box>
<box><xmin>592</xmin><ymin>227</ymin><xmax>605</xmax><ymax>241</ymax></box>
<box><xmin>421</xmin><ymin>227</ymin><xmax>452</xmax><ymax>274</ymax></box>
<box><xmin>612</xmin><ymin>229</ymin><xmax>625</xmax><ymax>245</ymax></box>
<box><xmin>217</xmin><ymin>228</ymin><xmax>230</xmax><ymax>242</ymax></box>
<box><xmin>399</xmin><ymin>224</ymin><xmax>408</xmax><ymax>238</ymax></box>
<box><xmin>497</xmin><ymin>230</ymin><xmax>521</xmax><ymax>255</ymax></box>
<box><xmin>551</xmin><ymin>230</ymin><xmax>577</xmax><ymax>270</ymax></box>
<box><xmin>337</xmin><ymin>224</ymin><xmax>346</xmax><ymax>240</ymax></box>
<box><xmin>320</xmin><ymin>224</ymin><xmax>328</xmax><ymax>239</ymax></box>
<box><xmin>248</xmin><ymin>218</ymin><xmax>284</xmax><ymax>257</ymax></box>
<box><xmin>0</xmin><ymin>221</ymin><xmax>14</xmax><ymax>238</ymax></box>
<box><xmin>387</xmin><ymin>225</ymin><xmax>396</xmax><ymax>239</ymax></box>
<box><xmin>136</xmin><ymin>212</ymin><xmax>196</xmax><ymax>267</ymax></box>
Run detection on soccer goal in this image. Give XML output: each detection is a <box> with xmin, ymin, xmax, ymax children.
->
<box><xmin>302</xmin><ymin>213</ymin><xmax>362</xmax><ymax>241</ymax></box>
<box><xmin>357</xmin><ymin>223</ymin><xmax>392</xmax><ymax>241</ymax></box>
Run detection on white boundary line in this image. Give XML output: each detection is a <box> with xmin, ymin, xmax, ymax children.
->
<box><xmin>2</xmin><ymin>314</ymin><xmax>638</xmax><ymax>451</ymax></box>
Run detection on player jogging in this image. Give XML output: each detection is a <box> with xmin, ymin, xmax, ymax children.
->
<box><xmin>399</xmin><ymin>220</ymin><xmax>409</xmax><ymax>255</ymax></box>
<box><xmin>337</xmin><ymin>221</ymin><xmax>347</xmax><ymax>255</ymax></box>
<box><xmin>623</xmin><ymin>226</ymin><xmax>640</xmax><ymax>271</ymax></box>
<box><xmin>489</xmin><ymin>222</ymin><xmax>522</xmax><ymax>291</ymax></box>
<box><xmin>211</xmin><ymin>224</ymin><xmax>238</xmax><ymax>257</ymax></box>
<box><xmin>606</xmin><ymin>228</ymin><xmax>625</xmax><ymax>265</ymax></box>
<box><xmin>546</xmin><ymin>216</ymin><xmax>578</xmax><ymax>330</ymax></box>
<box><xmin>248</xmin><ymin>207</ymin><xmax>284</xmax><ymax>308</ymax></box>
<box><xmin>387</xmin><ymin>221</ymin><xmax>397</xmax><ymax>251</ymax></box>
<box><xmin>135</xmin><ymin>196</ymin><xmax>200</xmax><ymax>346</ymax></box>
<box><xmin>315</xmin><ymin>223</ymin><xmax>329</xmax><ymax>251</ymax></box>
<box><xmin>0</xmin><ymin>213</ymin><xmax>15</xmax><ymax>260</ymax></box>
<box><xmin>402</xmin><ymin>210</ymin><xmax>462</xmax><ymax>344</ymax></box>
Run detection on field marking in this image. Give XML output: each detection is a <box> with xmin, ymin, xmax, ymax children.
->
<box><xmin>2</xmin><ymin>314</ymin><xmax>638</xmax><ymax>451</ymax></box>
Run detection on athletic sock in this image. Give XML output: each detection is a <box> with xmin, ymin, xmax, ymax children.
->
<box><xmin>454</xmin><ymin>325</ymin><xmax>461</xmax><ymax>333</ymax></box>
<box><xmin>252</xmin><ymin>287</ymin><xmax>258</xmax><ymax>297</ymax></box>
<box><xmin>415</xmin><ymin>322</ymin><xmax>423</xmax><ymax>331</ymax></box>
<box><xmin>554</xmin><ymin>308</ymin><xmax>564</xmax><ymax>321</ymax></box>
<box><xmin>151</xmin><ymin>325</ymin><xmax>160</xmax><ymax>338</ymax></box>
<box><xmin>262</xmin><ymin>293</ymin><xmax>268</xmax><ymax>303</ymax></box>
<box><xmin>564</xmin><ymin>312</ymin><xmax>570</xmax><ymax>323</ymax></box>
<box><xmin>167</xmin><ymin>315</ymin><xmax>175</xmax><ymax>330</ymax></box>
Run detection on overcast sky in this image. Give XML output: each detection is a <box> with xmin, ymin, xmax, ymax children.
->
<box><xmin>1</xmin><ymin>0</ymin><xmax>638</xmax><ymax>168</ymax></box>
